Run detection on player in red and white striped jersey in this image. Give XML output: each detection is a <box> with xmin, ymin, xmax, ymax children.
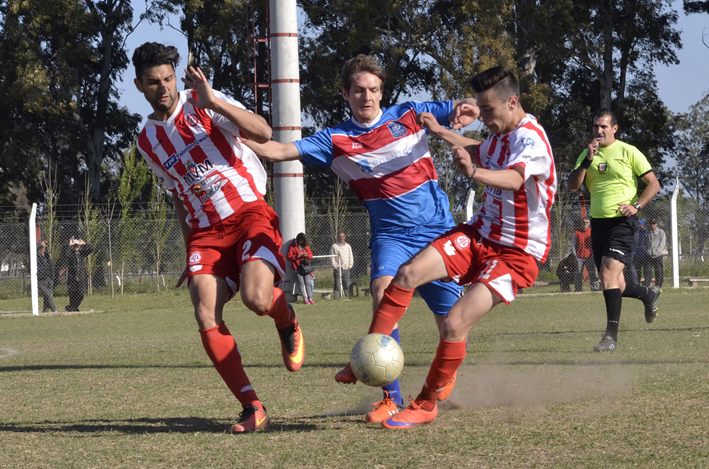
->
<box><xmin>132</xmin><ymin>42</ymin><xmax>304</xmax><ymax>434</ymax></box>
<box><xmin>364</xmin><ymin>66</ymin><xmax>557</xmax><ymax>429</ymax></box>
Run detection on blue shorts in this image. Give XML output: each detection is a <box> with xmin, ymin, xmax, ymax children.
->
<box><xmin>370</xmin><ymin>229</ymin><xmax>464</xmax><ymax>316</ymax></box>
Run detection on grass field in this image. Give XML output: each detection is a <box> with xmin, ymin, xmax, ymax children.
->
<box><xmin>1</xmin><ymin>288</ymin><xmax>708</xmax><ymax>468</ymax></box>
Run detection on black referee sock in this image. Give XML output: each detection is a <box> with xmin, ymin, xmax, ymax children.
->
<box><xmin>603</xmin><ymin>288</ymin><xmax>622</xmax><ymax>341</ymax></box>
<box><xmin>622</xmin><ymin>282</ymin><xmax>651</xmax><ymax>302</ymax></box>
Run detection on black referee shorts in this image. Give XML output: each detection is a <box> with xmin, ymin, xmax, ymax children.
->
<box><xmin>590</xmin><ymin>215</ymin><xmax>639</xmax><ymax>270</ymax></box>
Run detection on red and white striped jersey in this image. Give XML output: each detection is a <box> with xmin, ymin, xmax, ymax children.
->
<box><xmin>469</xmin><ymin>114</ymin><xmax>557</xmax><ymax>262</ymax></box>
<box><xmin>136</xmin><ymin>90</ymin><xmax>266</xmax><ymax>230</ymax></box>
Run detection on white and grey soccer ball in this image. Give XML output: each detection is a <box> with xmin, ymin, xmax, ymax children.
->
<box><xmin>350</xmin><ymin>333</ymin><xmax>404</xmax><ymax>387</ymax></box>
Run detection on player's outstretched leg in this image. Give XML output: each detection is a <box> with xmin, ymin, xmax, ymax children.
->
<box><xmin>200</xmin><ymin>322</ymin><xmax>269</xmax><ymax>433</ymax></box>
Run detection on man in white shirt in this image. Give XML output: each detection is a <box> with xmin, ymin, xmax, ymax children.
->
<box><xmin>331</xmin><ymin>231</ymin><xmax>354</xmax><ymax>298</ymax></box>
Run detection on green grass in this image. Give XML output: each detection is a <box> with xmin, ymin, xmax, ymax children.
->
<box><xmin>1</xmin><ymin>289</ymin><xmax>708</xmax><ymax>468</ymax></box>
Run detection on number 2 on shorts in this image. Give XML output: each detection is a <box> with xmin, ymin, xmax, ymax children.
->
<box><xmin>242</xmin><ymin>240</ymin><xmax>252</xmax><ymax>261</ymax></box>
<box><xmin>477</xmin><ymin>260</ymin><xmax>498</xmax><ymax>280</ymax></box>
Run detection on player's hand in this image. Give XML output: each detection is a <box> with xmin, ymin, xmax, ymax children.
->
<box><xmin>451</xmin><ymin>145</ymin><xmax>476</xmax><ymax>178</ymax></box>
<box><xmin>417</xmin><ymin>112</ymin><xmax>444</xmax><ymax>135</ymax></box>
<box><xmin>587</xmin><ymin>136</ymin><xmax>601</xmax><ymax>160</ymax></box>
<box><xmin>175</xmin><ymin>267</ymin><xmax>188</xmax><ymax>288</ymax></box>
<box><xmin>451</xmin><ymin>99</ymin><xmax>479</xmax><ymax>130</ymax></box>
<box><xmin>616</xmin><ymin>203</ymin><xmax>638</xmax><ymax>217</ymax></box>
<box><xmin>182</xmin><ymin>66</ymin><xmax>216</xmax><ymax>110</ymax></box>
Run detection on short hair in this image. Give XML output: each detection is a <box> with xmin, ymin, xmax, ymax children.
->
<box><xmin>582</xmin><ymin>217</ymin><xmax>590</xmax><ymax>222</ymax></box>
<box><xmin>594</xmin><ymin>108</ymin><xmax>618</xmax><ymax>127</ymax></box>
<box><xmin>470</xmin><ymin>66</ymin><xmax>519</xmax><ymax>99</ymax></box>
<box><xmin>296</xmin><ymin>232</ymin><xmax>308</xmax><ymax>247</ymax></box>
<box><xmin>132</xmin><ymin>42</ymin><xmax>180</xmax><ymax>81</ymax></box>
<box><xmin>340</xmin><ymin>55</ymin><xmax>387</xmax><ymax>92</ymax></box>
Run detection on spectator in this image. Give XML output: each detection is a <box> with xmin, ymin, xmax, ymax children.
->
<box><xmin>287</xmin><ymin>233</ymin><xmax>315</xmax><ymax>304</ymax></box>
<box><xmin>36</xmin><ymin>240</ymin><xmax>57</xmax><ymax>312</ymax></box>
<box><xmin>633</xmin><ymin>219</ymin><xmax>649</xmax><ymax>284</ymax></box>
<box><xmin>574</xmin><ymin>217</ymin><xmax>600</xmax><ymax>291</ymax></box>
<box><xmin>60</xmin><ymin>238</ymin><xmax>94</xmax><ymax>312</ymax></box>
<box><xmin>557</xmin><ymin>252</ymin><xmax>577</xmax><ymax>293</ymax></box>
<box><xmin>643</xmin><ymin>219</ymin><xmax>666</xmax><ymax>288</ymax></box>
<box><xmin>330</xmin><ymin>231</ymin><xmax>354</xmax><ymax>298</ymax></box>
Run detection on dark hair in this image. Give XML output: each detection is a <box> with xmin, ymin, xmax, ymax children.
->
<box><xmin>132</xmin><ymin>42</ymin><xmax>180</xmax><ymax>81</ymax></box>
<box><xmin>340</xmin><ymin>55</ymin><xmax>387</xmax><ymax>92</ymax></box>
<box><xmin>594</xmin><ymin>108</ymin><xmax>618</xmax><ymax>127</ymax></box>
<box><xmin>470</xmin><ymin>66</ymin><xmax>519</xmax><ymax>99</ymax></box>
<box><xmin>296</xmin><ymin>232</ymin><xmax>308</xmax><ymax>247</ymax></box>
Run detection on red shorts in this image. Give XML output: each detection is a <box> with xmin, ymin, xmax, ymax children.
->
<box><xmin>186</xmin><ymin>200</ymin><xmax>286</xmax><ymax>297</ymax></box>
<box><xmin>430</xmin><ymin>224</ymin><xmax>539</xmax><ymax>304</ymax></box>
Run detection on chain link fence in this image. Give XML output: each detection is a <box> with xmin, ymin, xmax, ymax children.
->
<box><xmin>1</xmin><ymin>195</ymin><xmax>706</xmax><ymax>311</ymax></box>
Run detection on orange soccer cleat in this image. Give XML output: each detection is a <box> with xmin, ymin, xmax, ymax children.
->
<box><xmin>436</xmin><ymin>372</ymin><xmax>460</xmax><ymax>402</ymax></box>
<box><xmin>230</xmin><ymin>404</ymin><xmax>270</xmax><ymax>434</ymax></box>
<box><xmin>365</xmin><ymin>390</ymin><xmax>402</xmax><ymax>423</ymax></box>
<box><xmin>334</xmin><ymin>362</ymin><xmax>358</xmax><ymax>384</ymax></box>
<box><xmin>382</xmin><ymin>397</ymin><xmax>438</xmax><ymax>430</ymax></box>
<box><xmin>277</xmin><ymin>306</ymin><xmax>304</xmax><ymax>372</ymax></box>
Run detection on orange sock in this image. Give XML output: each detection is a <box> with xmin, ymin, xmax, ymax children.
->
<box><xmin>416</xmin><ymin>339</ymin><xmax>466</xmax><ymax>411</ymax></box>
<box><xmin>369</xmin><ymin>283</ymin><xmax>415</xmax><ymax>335</ymax></box>
<box><xmin>200</xmin><ymin>322</ymin><xmax>258</xmax><ymax>408</ymax></box>
<box><xmin>268</xmin><ymin>287</ymin><xmax>293</xmax><ymax>329</ymax></box>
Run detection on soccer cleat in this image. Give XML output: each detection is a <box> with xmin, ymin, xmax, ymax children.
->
<box><xmin>365</xmin><ymin>391</ymin><xmax>402</xmax><ymax>423</ymax></box>
<box><xmin>230</xmin><ymin>404</ymin><xmax>270</xmax><ymax>434</ymax></box>
<box><xmin>644</xmin><ymin>286</ymin><xmax>661</xmax><ymax>323</ymax></box>
<box><xmin>436</xmin><ymin>372</ymin><xmax>460</xmax><ymax>402</ymax></box>
<box><xmin>334</xmin><ymin>362</ymin><xmax>358</xmax><ymax>384</ymax></box>
<box><xmin>382</xmin><ymin>397</ymin><xmax>438</xmax><ymax>429</ymax></box>
<box><xmin>593</xmin><ymin>334</ymin><xmax>618</xmax><ymax>352</ymax></box>
<box><xmin>277</xmin><ymin>305</ymin><xmax>304</xmax><ymax>372</ymax></box>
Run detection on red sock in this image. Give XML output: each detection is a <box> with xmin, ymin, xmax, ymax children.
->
<box><xmin>268</xmin><ymin>287</ymin><xmax>293</xmax><ymax>329</ymax></box>
<box><xmin>200</xmin><ymin>322</ymin><xmax>258</xmax><ymax>408</ymax></box>
<box><xmin>369</xmin><ymin>283</ymin><xmax>415</xmax><ymax>335</ymax></box>
<box><xmin>416</xmin><ymin>339</ymin><xmax>467</xmax><ymax>411</ymax></box>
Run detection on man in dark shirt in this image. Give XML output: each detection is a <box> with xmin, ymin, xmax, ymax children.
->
<box><xmin>62</xmin><ymin>238</ymin><xmax>94</xmax><ymax>312</ymax></box>
<box><xmin>37</xmin><ymin>240</ymin><xmax>57</xmax><ymax>312</ymax></box>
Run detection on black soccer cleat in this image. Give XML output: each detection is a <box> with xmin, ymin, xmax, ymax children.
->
<box><xmin>644</xmin><ymin>286</ymin><xmax>661</xmax><ymax>323</ymax></box>
<box><xmin>593</xmin><ymin>334</ymin><xmax>618</xmax><ymax>353</ymax></box>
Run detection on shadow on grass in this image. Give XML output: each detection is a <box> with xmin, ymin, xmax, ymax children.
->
<box><xmin>0</xmin><ymin>416</ymin><xmax>321</xmax><ymax>434</ymax></box>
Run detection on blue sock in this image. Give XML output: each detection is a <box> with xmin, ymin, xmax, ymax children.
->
<box><xmin>382</xmin><ymin>328</ymin><xmax>403</xmax><ymax>406</ymax></box>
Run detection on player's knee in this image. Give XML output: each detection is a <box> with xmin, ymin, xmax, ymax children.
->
<box><xmin>241</xmin><ymin>290</ymin><xmax>272</xmax><ymax>316</ymax></box>
<box><xmin>439</xmin><ymin>316</ymin><xmax>467</xmax><ymax>342</ymax></box>
<box><xmin>394</xmin><ymin>264</ymin><xmax>421</xmax><ymax>290</ymax></box>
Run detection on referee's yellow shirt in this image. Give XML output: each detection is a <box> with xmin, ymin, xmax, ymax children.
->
<box><xmin>574</xmin><ymin>140</ymin><xmax>653</xmax><ymax>219</ymax></box>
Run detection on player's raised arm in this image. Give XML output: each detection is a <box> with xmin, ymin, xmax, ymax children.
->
<box><xmin>452</xmin><ymin>145</ymin><xmax>524</xmax><ymax>191</ymax></box>
<box><xmin>417</xmin><ymin>112</ymin><xmax>481</xmax><ymax>149</ymax></box>
<box><xmin>242</xmin><ymin>139</ymin><xmax>303</xmax><ymax>163</ymax></box>
<box><xmin>183</xmin><ymin>66</ymin><xmax>272</xmax><ymax>143</ymax></box>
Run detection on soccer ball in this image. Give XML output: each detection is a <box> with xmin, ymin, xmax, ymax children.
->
<box><xmin>350</xmin><ymin>333</ymin><xmax>404</xmax><ymax>387</ymax></box>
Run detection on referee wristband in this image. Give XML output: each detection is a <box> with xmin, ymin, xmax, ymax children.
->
<box><xmin>580</xmin><ymin>158</ymin><xmax>592</xmax><ymax>169</ymax></box>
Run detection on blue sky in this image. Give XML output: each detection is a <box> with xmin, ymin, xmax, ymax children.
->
<box><xmin>119</xmin><ymin>2</ymin><xmax>709</xmax><ymax>119</ymax></box>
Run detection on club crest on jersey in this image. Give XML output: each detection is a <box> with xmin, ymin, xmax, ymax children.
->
<box><xmin>189</xmin><ymin>252</ymin><xmax>202</xmax><ymax>264</ymax></box>
<box><xmin>356</xmin><ymin>159</ymin><xmax>374</xmax><ymax>174</ymax></box>
<box><xmin>455</xmin><ymin>235</ymin><xmax>471</xmax><ymax>250</ymax></box>
<box><xmin>521</xmin><ymin>137</ymin><xmax>536</xmax><ymax>149</ymax></box>
<box><xmin>387</xmin><ymin>121</ymin><xmax>407</xmax><ymax>138</ymax></box>
<box><xmin>186</xmin><ymin>113</ymin><xmax>199</xmax><ymax>126</ymax></box>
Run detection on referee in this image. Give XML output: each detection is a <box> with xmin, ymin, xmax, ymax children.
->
<box><xmin>567</xmin><ymin>108</ymin><xmax>661</xmax><ymax>352</ymax></box>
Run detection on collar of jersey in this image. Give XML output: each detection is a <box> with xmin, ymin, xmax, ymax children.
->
<box><xmin>350</xmin><ymin>109</ymin><xmax>384</xmax><ymax>129</ymax></box>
